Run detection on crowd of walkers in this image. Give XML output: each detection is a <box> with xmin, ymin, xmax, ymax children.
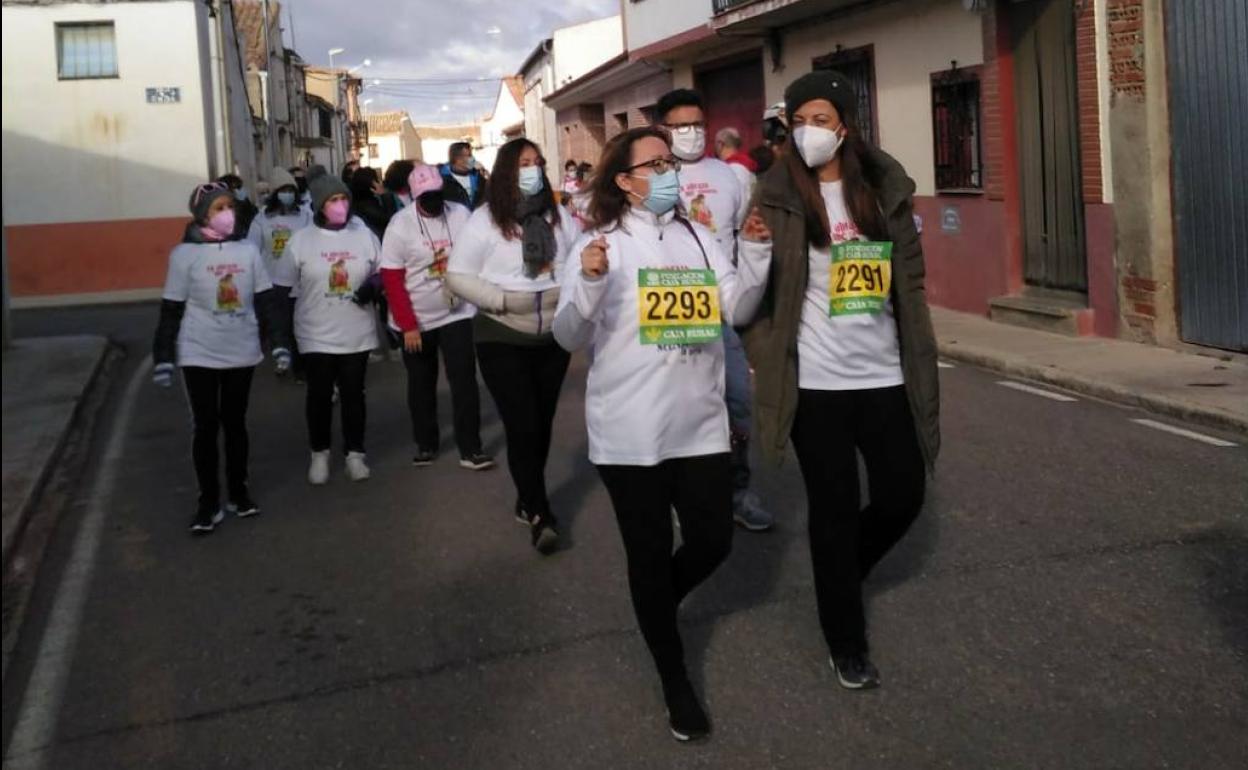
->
<box><xmin>153</xmin><ymin>69</ymin><xmax>939</xmax><ymax>743</ymax></box>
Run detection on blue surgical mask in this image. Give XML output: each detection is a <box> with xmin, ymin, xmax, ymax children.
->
<box><xmin>518</xmin><ymin>166</ymin><xmax>544</xmax><ymax>196</ymax></box>
<box><xmin>637</xmin><ymin>170</ymin><xmax>680</xmax><ymax>215</ymax></box>
<box><xmin>277</xmin><ymin>190</ymin><xmax>296</xmax><ymax>207</ymax></box>
<box><xmin>233</xmin><ymin>188</ymin><xmax>248</xmax><ymax>202</ymax></box>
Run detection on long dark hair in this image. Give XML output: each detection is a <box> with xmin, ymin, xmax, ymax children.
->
<box><xmin>487</xmin><ymin>138</ymin><xmax>559</xmax><ymax>239</ymax></box>
<box><xmin>586</xmin><ymin>126</ymin><xmax>672</xmax><ymax>232</ymax></box>
<box><xmin>783</xmin><ymin>111</ymin><xmax>887</xmax><ymax>247</ymax></box>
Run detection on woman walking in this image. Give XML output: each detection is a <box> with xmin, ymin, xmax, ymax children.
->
<box><xmin>446</xmin><ymin>138</ymin><xmax>577</xmax><ymax>554</ymax></box>
<box><xmin>279</xmin><ymin>174</ymin><xmax>382</xmax><ymax>485</ymax></box>
<box><xmin>741</xmin><ymin>71</ymin><xmax>941</xmax><ymax>689</ymax></box>
<box><xmin>152</xmin><ymin>181</ymin><xmax>292</xmax><ymax>534</ymax></box>
<box><xmin>553</xmin><ymin>127</ymin><xmax>772</xmax><ymax>740</ymax></box>
<box><xmin>381</xmin><ymin>163</ymin><xmax>493</xmax><ymax>470</ymax></box>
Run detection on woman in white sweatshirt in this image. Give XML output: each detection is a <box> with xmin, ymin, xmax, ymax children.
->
<box><xmin>278</xmin><ymin>174</ymin><xmax>381</xmax><ymax>485</ymax></box>
<box><xmin>552</xmin><ymin>126</ymin><xmax>772</xmax><ymax>742</ymax></box>
<box><xmin>446</xmin><ymin>138</ymin><xmax>578</xmax><ymax>555</ymax></box>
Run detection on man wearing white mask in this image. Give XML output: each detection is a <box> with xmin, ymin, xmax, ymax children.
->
<box><xmin>657</xmin><ymin>89</ymin><xmax>773</xmax><ymax>533</ymax></box>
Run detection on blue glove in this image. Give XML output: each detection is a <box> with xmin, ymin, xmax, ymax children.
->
<box><xmin>273</xmin><ymin>348</ymin><xmax>292</xmax><ymax>375</ymax></box>
<box><xmin>152</xmin><ymin>363</ymin><xmax>176</xmax><ymax>388</ymax></box>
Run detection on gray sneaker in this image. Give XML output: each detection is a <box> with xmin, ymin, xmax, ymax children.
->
<box><xmin>733</xmin><ymin>490</ymin><xmax>774</xmax><ymax>532</ymax></box>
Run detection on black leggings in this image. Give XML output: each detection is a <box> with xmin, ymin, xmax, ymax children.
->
<box><xmin>476</xmin><ymin>341</ymin><xmax>569</xmax><ymax>516</ymax></box>
<box><xmin>597</xmin><ymin>454</ymin><xmax>734</xmax><ymax>684</ymax></box>
<box><xmin>790</xmin><ymin>385</ymin><xmax>926</xmax><ymax>656</ymax></box>
<box><xmin>304</xmin><ymin>352</ymin><xmax>369</xmax><ymax>453</ymax></box>
<box><xmin>401</xmin><ymin>318</ymin><xmax>483</xmax><ymax>457</ymax></box>
<box><xmin>182</xmin><ymin>366</ymin><xmax>255</xmax><ymax>508</ymax></box>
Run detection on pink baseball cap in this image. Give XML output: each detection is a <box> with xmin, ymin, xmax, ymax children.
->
<box><xmin>408</xmin><ymin>164</ymin><xmax>443</xmax><ymax>197</ymax></box>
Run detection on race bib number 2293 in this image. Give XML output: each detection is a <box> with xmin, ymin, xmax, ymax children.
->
<box><xmin>637</xmin><ymin>268</ymin><xmax>721</xmax><ymax>345</ymax></box>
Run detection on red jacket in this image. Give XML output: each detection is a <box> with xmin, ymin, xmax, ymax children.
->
<box><xmin>724</xmin><ymin>151</ymin><xmax>759</xmax><ymax>174</ymax></box>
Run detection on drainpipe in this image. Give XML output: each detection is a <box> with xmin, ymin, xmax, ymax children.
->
<box><xmin>261</xmin><ymin>0</ymin><xmax>278</xmax><ymax>168</ymax></box>
<box><xmin>214</xmin><ymin>0</ymin><xmax>234</xmax><ymax>174</ymax></box>
<box><xmin>205</xmin><ymin>0</ymin><xmax>227</xmax><ymax>176</ymax></box>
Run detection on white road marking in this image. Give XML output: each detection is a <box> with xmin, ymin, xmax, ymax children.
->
<box><xmin>4</xmin><ymin>356</ymin><xmax>151</xmax><ymax>770</ymax></box>
<box><xmin>938</xmin><ymin>361</ymin><xmax>955</xmax><ymax>369</ymax></box>
<box><xmin>996</xmin><ymin>380</ymin><xmax>1079</xmax><ymax>402</ymax></box>
<box><xmin>1131</xmin><ymin>419</ymin><xmax>1238</xmax><ymax>447</ymax></box>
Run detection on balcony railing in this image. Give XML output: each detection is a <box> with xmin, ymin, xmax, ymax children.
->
<box><xmin>712</xmin><ymin>0</ymin><xmax>754</xmax><ymax>14</ymax></box>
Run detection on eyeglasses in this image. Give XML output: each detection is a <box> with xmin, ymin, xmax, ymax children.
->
<box><xmin>191</xmin><ymin>182</ymin><xmax>229</xmax><ymax>206</ymax></box>
<box><xmin>662</xmin><ymin>122</ymin><xmax>704</xmax><ymax>134</ymax></box>
<box><xmin>627</xmin><ymin>157</ymin><xmax>682</xmax><ymax>175</ymax></box>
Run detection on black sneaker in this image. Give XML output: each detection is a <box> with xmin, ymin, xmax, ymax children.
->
<box><xmin>830</xmin><ymin>653</ymin><xmax>881</xmax><ymax>690</ymax></box>
<box><xmin>662</xmin><ymin>677</ymin><xmax>710</xmax><ymax>742</ymax></box>
<box><xmin>530</xmin><ymin>512</ymin><xmax>559</xmax><ymax>554</ymax></box>
<box><xmin>227</xmin><ymin>494</ymin><xmax>261</xmax><ymax>518</ymax></box>
<box><xmin>190</xmin><ymin>506</ymin><xmax>225</xmax><ymax>535</ymax></box>
<box><xmin>459</xmin><ymin>452</ymin><xmax>495</xmax><ymax>471</ymax></box>
<box><xmin>412</xmin><ymin>448</ymin><xmax>436</xmax><ymax>467</ymax></box>
<box><xmin>514</xmin><ymin>499</ymin><xmax>533</xmax><ymax>526</ymax></box>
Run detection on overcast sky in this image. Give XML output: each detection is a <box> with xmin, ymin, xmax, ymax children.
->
<box><xmin>285</xmin><ymin>0</ymin><xmax>619</xmax><ymax>125</ymax></box>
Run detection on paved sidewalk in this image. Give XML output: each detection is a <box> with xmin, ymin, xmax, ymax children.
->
<box><xmin>932</xmin><ymin>307</ymin><xmax>1248</xmax><ymax>435</ymax></box>
<box><xmin>1</xmin><ymin>335</ymin><xmax>110</xmax><ymax>568</ymax></box>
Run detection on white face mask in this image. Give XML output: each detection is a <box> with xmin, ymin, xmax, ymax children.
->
<box><xmin>793</xmin><ymin>125</ymin><xmax>844</xmax><ymax>168</ymax></box>
<box><xmin>669</xmin><ymin>126</ymin><xmax>707</xmax><ymax>162</ymax></box>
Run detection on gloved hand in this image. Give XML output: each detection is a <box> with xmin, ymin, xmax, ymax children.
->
<box><xmin>273</xmin><ymin>348</ymin><xmax>292</xmax><ymax>375</ymax></box>
<box><xmin>352</xmin><ymin>273</ymin><xmax>383</xmax><ymax>306</ymax></box>
<box><xmin>152</xmin><ymin>363</ymin><xmax>176</xmax><ymax>388</ymax></box>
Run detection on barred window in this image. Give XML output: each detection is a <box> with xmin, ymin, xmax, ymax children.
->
<box><xmin>932</xmin><ymin>67</ymin><xmax>983</xmax><ymax>191</ymax></box>
<box><xmin>57</xmin><ymin>22</ymin><xmax>118</xmax><ymax>80</ymax></box>
<box><xmin>812</xmin><ymin>46</ymin><xmax>877</xmax><ymax>145</ymax></box>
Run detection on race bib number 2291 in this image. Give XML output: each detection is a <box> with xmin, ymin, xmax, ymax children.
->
<box><xmin>829</xmin><ymin>241</ymin><xmax>893</xmax><ymax>316</ymax></box>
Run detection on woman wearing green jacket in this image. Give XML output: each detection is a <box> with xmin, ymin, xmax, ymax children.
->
<box><xmin>740</xmin><ymin>71</ymin><xmax>940</xmax><ymax>689</ymax></box>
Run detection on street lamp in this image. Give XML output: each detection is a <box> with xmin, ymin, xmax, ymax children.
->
<box><xmin>328</xmin><ymin>47</ymin><xmax>345</xmax><ymax>68</ymax></box>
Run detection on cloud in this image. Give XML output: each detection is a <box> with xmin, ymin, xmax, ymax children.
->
<box><xmin>284</xmin><ymin>0</ymin><xmax>618</xmax><ymax>124</ymax></box>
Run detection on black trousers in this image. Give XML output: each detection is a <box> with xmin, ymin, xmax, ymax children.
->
<box><xmin>304</xmin><ymin>352</ymin><xmax>369</xmax><ymax>453</ymax></box>
<box><xmin>401</xmin><ymin>318</ymin><xmax>483</xmax><ymax>457</ymax></box>
<box><xmin>597</xmin><ymin>454</ymin><xmax>734</xmax><ymax>683</ymax></box>
<box><xmin>475</xmin><ymin>341</ymin><xmax>569</xmax><ymax>516</ymax></box>
<box><xmin>182</xmin><ymin>366</ymin><xmax>255</xmax><ymax>508</ymax></box>
<box><xmin>790</xmin><ymin>385</ymin><xmax>926</xmax><ymax>656</ymax></box>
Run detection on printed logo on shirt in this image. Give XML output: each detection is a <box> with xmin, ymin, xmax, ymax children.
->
<box><xmin>206</xmin><ymin>263</ymin><xmax>246</xmax><ymax>315</ymax></box>
<box><xmin>427</xmin><ymin>242</ymin><xmax>450</xmax><ymax>278</ymax></box>
<box><xmin>270</xmin><ymin>226</ymin><xmax>292</xmax><ymax>259</ymax></box>
<box><xmin>328</xmin><ymin>258</ymin><xmax>352</xmax><ymax>296</ymax></box>
<box><xmin>682</xmin><ymin>182</ymin><xmax>719</xmax><ymax>233</ymax></box>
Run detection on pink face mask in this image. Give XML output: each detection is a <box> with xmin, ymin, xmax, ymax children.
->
<box><xmin>202</xmin><ymin>208</ymin><xmax>236</xmax><ymax>241</ymax></box>
<box><xmin>324</xmin><ymin>198</ymin><xmax>350</xmax><ymax>226</ymax></box>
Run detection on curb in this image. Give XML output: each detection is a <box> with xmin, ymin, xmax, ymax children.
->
<box><xmin>937</xmin><ymin>341</ymin><xmax>1248</xmax><ymax>438</ymax></box>
<box><xmin>1</xmin><ymin>339</ymin><xmax>115</xmax><ymax>571</ymax></box>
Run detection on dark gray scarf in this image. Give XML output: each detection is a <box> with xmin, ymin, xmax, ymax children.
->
<box><xmin>518</xmin><ymin>191</ymin><xmax>557</xmax><ymax>279</ymax></box>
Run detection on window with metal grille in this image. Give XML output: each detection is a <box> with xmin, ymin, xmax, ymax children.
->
<box><xmin>56</xmin><ymin>22</ymin><xmax>118</xmax><ymax>80</ymax></box>
<box><xmin>812</xmin><ymin>46</ymin><xmax>877</xmax><ymax>145</ymax></box>
<box><xmin>931</xmin><ymin>67</ymin><xmax>983</xmax><ymax>191</ymax></box>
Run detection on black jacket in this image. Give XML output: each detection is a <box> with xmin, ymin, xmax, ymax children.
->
<box><xmin>439</xmin><ymin>165</ymin><xmax>487</xmax><ymax>210</ymax></box>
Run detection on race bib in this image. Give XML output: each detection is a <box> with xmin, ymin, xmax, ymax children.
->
<box><xmin>829</xmin><ymin>241</ymin><xmax>892</xmax><ymax>316</ymax></box>
<box><xmin>637</xmin><ymin>268</ymin><xmax>721</xmax><ymax>345</ymax></box>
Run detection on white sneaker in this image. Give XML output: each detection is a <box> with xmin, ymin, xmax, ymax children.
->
<box><xmin>308</xmin><ymin>450</ymin><xmax>330</xmax><ymax>485</ymax></box>
<box><xmin>345</xmin><ymin>451</ymin><xmax>371</xmax><ymax>482</ymax></box>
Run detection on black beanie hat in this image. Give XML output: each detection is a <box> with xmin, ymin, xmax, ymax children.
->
<box><xmin>785</xmin><ymin>70</ymin><xmax>857</xmax><ymax>126</ymax></box>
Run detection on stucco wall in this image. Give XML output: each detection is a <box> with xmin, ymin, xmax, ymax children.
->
<box><xmin>1</xmin><ymin>0</ymin><xmax>214</xmax><ymax>225</ymax></box>
<box><xmin>623</xmin><ymin>0</ymin><xmax>707</xmax><ymax>52</ymax></box>
<box><xmin>552</xmin><ymin>15</ymin><xmax>624</xmax><ymax>89</ymax></box>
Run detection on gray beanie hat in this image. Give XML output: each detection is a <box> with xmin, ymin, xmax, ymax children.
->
<box><xmin>309</xmin><ymin>173</ymin><xmax>350</xmax><ymax>213</ymax></box>
<box><xmin>785</xmin><ymin>70</ymin><xmax>857</xmax><ymax>126</ymax></box>
<box><xmin>188</xmin><ymin>181</ymin><xmax>234</xmax><ymax>223</ymax></box>
<box><xmin>306</xmin><ymin>164</ymin><xmax>329</xmax><ymax>182</ymax></box>
<box><xmin>270</xmin><ymin>166</ymin><xmax>297</xmax><ymax>191</ymax></box>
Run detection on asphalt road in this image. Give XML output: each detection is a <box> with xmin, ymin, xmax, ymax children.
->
<box><xmin>4</xmin><ymin>303</ymin><xmax>1246</xmax><ymax>769</ymax></box>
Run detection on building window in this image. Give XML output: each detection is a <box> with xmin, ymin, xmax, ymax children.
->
<box><xmin>368</xmin><ymin>143</ymin><xmax>379</xmax><ymax>157</ymax></box>
<box><xmin>56</xmin><ymin>22</ymin><xmax>118</xmax><ymax>80</ymax></box>
<box><xmin>931</xmin><ymin>66</ymin><xmax>983</xmax><ymax>191</ymax></box>
<box><xmin>812</xmin><ymin>45</ymin><xmax>877</xmax><ymax>145</ymax></box>
<box><xmin>319</xmin><ymin>108</ymin><xmax>333</xmax><ymax>139</ymax></box>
